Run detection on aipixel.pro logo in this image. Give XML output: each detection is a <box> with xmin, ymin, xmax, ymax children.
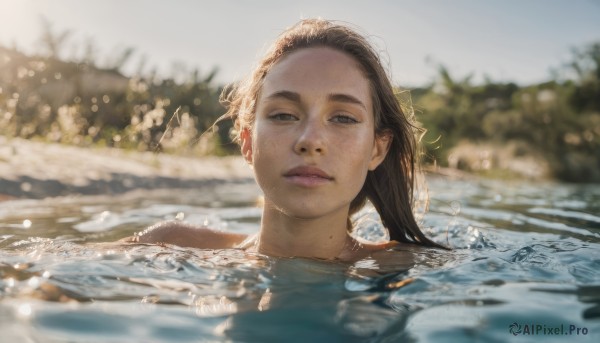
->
<box><xmin>509</xmin><ymin>322</ymin><xmax>589</xmax><ymax>336</ymax></box>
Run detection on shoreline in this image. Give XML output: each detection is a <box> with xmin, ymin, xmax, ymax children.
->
<box><xmin>1</xmin><ymin>136</ymin><xmax>542</xmax><ymax>201</ymax></box>
<box><xmin>0</xmin><ymin>136</ymin><xmax>254</xmax><ymax>200</ymax></box>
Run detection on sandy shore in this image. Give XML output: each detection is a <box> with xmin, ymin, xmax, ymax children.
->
<box><xmin>0</xmin><ymin>136</ymin><xmax>254</xmax><ymax>200</ymax></box>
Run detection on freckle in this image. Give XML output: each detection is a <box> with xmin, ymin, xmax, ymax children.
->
<box><xmin>329</xmin><ymin>235</ymin><xmax>333</xmax><ymax>239</ymax></box>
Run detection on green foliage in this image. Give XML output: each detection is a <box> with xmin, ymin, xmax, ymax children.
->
<box><xmin>413</xmin><ymin>42</ymin><xmax>600</xmax><ymax>182</ymax></box>
<box><xmin>0</xmin><ymin>46</ymin><xmax>228</xmax><ymax>155</ymax></box>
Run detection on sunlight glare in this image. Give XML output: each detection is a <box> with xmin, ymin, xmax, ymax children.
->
<box><xmin>17</xmin><ymin>303</ymin><xmax>32</xmax><ymax>318</ymax></box>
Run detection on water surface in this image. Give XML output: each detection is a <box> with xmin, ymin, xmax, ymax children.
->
<box><xmin>1</xmin><ymin>177</ymin><xmax>599</xmax><ymax>342</ymax></box>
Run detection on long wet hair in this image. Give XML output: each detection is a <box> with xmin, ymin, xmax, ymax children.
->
<box><xmin>219</xmin><ymin>19</ymin><xmax>446</xmax><ymax>249</ymax></box>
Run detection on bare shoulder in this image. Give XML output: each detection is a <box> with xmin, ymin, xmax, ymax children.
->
<box><xmin>120</xmin><ymin>221</ymin><xmax>248</xmax><ymax>249</ymax></box>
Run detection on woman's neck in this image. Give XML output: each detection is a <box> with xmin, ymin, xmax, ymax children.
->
<box><xmin>256</xmin><ymin>205</ymin><xmax>352</xmax><ymax>260</ymax></box>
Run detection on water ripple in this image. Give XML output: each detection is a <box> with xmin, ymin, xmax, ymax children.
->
<box><xmin>1</xmin><ymin>179</ymin><xmax>599</xmax><ymax>342</ymax></box>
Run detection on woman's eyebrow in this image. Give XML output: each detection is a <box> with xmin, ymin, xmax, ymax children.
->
<box><xmin>327</xmin><ymin>93</ymin><xmax>367</xmax><ymax>111</ymax></box>
<box><xmin>265</xmin><ymin>90</ymin><xmax>301</xmax><ymax>103</ymax></box>
<box><xmin>265</xmin><ymin>90</ymin><xmax>366</xmax><ymax>110</ymax></box>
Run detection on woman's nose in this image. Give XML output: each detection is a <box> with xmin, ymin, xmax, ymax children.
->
<box><xmin>294</xmin><ymin>119</ymin><xmax>326</xmax><ymax>155</ymax></box>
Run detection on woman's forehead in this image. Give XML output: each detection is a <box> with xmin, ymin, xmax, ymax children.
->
<box><xmin>259</xmin><ymin>47</ymin><xmax>371</xmax><ymax>103</ymax></box>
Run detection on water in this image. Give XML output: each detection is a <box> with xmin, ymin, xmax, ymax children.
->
<box><xmin>0</xmin><ymin>177</ymin><xmax>599</xmax><ymax>342</ymax></box>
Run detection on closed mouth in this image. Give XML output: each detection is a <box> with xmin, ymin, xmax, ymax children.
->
<box><xmin>283</xmin><ymin>166</ymin><xmax>333</xmax><ymax>180</ymax></box>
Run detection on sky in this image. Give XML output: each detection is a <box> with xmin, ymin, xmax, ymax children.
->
<box><xmin>0</xmin><ymin>0</ymin><xmax>599</xmax><ymax>87</ymax></box>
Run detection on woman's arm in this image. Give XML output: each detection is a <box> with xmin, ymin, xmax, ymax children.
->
<box><xmin>121</xmin><ymin>221</ymin><xmax>247</xmax><ymax>249</ymax></box>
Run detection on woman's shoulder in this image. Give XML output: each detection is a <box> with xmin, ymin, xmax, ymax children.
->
<box><xmin>121</xmin><ymin>221</ymin><xmax>248</xmax><ymax>249</ymax></box>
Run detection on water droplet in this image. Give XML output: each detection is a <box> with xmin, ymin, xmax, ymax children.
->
<box><xmin>27</xmin><ymin>277</ymin><xmax>40</xmax><ymax>288</ymax></box>
<box><xmin>17</xmin><ymin>303</ymin><xmax>32</xmax><ymax>318</ymax></box>
<box><xmin>99</xmin><ymin>211</ymin><xmax>111</xmax><ymax>221</ymax></box>
<box><xmin>17</xmin><ymin>67</ymin><xmax>28</xmax><ymax>79</ymax></box>
<box><xmin>20</xmin><ymin>182</ymin><xmax>31</xmax><ymax>192</ymax></box>
<box><xmin>450</xmin><ymin>201</ymin><xmax>461</xmax><ymax>215</ymax></box>
<box><xmin>22</xmin><ymin>219</ymin><xmax>32</xmax><ymax>228</ymax></box>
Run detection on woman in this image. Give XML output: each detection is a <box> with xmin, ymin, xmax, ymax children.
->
<box><xmin>125</xmin><ymin>19</ymin><xmax>446</xmax><ymax>260</ymax></box>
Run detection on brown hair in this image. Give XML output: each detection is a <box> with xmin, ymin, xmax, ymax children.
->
<box><xmin>219</xmin><ymin>19</ymin><xmax>446</xmax><ymax>249</ymax></box>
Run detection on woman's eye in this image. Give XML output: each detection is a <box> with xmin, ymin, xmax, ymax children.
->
<box><xmin>330</xmin><ymin>114</ymin><xmax>359</xmax><ymax>124</ymax></box>
<box><xmin>270</xmin><ymin>113</ymin><xmax>297</xmax><ymax>121</ymax></box>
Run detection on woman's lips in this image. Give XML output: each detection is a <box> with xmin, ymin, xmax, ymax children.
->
<box><xmin>283</xmin><ymin>166</ymin><xmax>333</xmax><ymax>187</ymax></box>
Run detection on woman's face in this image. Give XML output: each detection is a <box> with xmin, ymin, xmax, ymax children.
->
<box><xmin>242</xmin><ymin>47</ymin><xmax>390</xmax><ymax>220</ymax></box>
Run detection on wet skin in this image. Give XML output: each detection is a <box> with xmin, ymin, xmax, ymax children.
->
<box><xmin>127</xmin><ymin>47</ymin><xmax>393</xmax><ymax>261</ymax></box>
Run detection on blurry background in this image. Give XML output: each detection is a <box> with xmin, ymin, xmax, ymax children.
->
<box><xmin>1</xmin><ymin>0</ymin><xmax>599</xmax><ymax>181</ymax></box>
